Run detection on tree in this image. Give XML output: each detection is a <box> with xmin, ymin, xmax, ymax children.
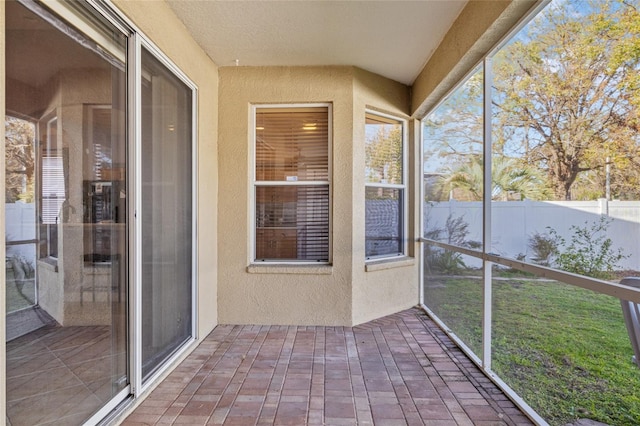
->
<box><xmin>493</xmin><ymin>0</ymin><xmax>640</xmax><ymax>200</ymax></box>
<box><xmin>440</xmin><ymin>155</ymin><xmax>551</xmax><ymax>201</ymax></box>
<box><xmin>365</xmin><ymin>125</ymin><xmax>402</xmax><ymax>184</ymax></box>
<box><xmin>5</xmin><ymin>116</ymin><xmax>35</xmax><ymax>203</ymax></box>
<box><xmin>423</xmin><ymin>69</ymin><xmax>483</xmax><ymax>170</ymax></box>
<box><xmin>424</xmin><ymin>0</ymin><xmax>640</xmax><ymax>201</ymax></box>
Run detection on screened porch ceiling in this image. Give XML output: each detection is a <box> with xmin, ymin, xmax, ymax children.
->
<box><xmin>165</xmin><ymin>0</ymin><xmax>469</xmax><ymax>86</ymax></box>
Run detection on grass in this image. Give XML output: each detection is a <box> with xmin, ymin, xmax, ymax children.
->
<box><xmin>424</xmin><ymin>274</ymin><xmax>640</xmax><ymax>425</ymax></box>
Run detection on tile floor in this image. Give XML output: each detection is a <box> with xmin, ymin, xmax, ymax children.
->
<box><xmin>6</xmin><ymin>325</ymin><xmax>126</xmax><ymax>426</ymax></box>
<box><xmin>123</xmin><ymin>307</ymin><xmax>533</xmax><ymax>425</ymax></box>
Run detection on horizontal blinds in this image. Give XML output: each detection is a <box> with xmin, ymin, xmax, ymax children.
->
<box><xmin>256</xmin><ymin>108</ymin><xmax>329</xmax><ymax>182</ymax></box>
<box><xmin>255</xmin><ymin>185</ymin><xmax>329</xmax><ymax>261</ymax></box>
<box><xmin>41</xmin><ymin>156</ymin><xmax>66</xmax><ymax>224</ymax></box>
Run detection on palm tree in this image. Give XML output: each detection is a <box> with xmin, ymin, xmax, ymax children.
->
<box><xmin>440</xmin><ymin>156</ymin><xmax>551</xmax><ymax>201</ymax></box>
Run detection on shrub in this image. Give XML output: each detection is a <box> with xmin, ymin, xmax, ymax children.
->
<box><xmin>528</xmin><ymin>231</ymin><xmax>558</xmax><ymax>266</ymax></box>
<box><xmin>425</xmin><ymin>213</ymin><xmax>480</xmax><ymax>274</ymax></box>
<box><xmin>548</xmin><ymin>216</ymin><xmax>629</xmax><ymax>279</ymax></box>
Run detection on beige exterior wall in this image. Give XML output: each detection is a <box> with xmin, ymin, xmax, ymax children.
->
<box><xmin>351</xmin><ymin>68</ymin><xmax>418</xmax><ymax>325</ymax></box>
<box><xmin>218</xmin><ymin>66</ymin><xmax>354</xmax><ymax>326</ymax></box>
<box><xmin>218</xmin><ymin>66</ymin><xmax>417</xmax><ymax>326</ymax></box>
<box><xmin>412</xmin><ymin>0</ymin><xmax>539</xmax><ymax>118</ymax></box>
<box><xmin>113</xmin><ymin>0</ymin><xmax>219</xmax><ymax>337</ymax></box>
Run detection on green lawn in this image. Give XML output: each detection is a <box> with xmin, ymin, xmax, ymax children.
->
<box><xmin>424</xmin><ymin>275</ymin><xmax>640</xmax><ymax>425</ymax></box>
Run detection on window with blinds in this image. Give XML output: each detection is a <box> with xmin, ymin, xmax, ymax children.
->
<box><xmin>365</xmin><ymin>112</ymin><xmax>406</xmax><ymax>259</ymax></box>
<box><xmin>254</xmin><ymin>105</ymin><xmax>330</xmax><ymax>262</ymax></box>
<box><xmin>40</xmin><ymin>116</ymin><xmax>65</xmax><ymax>259</ymax></box>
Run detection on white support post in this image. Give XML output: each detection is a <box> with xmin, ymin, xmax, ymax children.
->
<box><xmin>482</xmin><ymin>58</ymin><xmax>493</xmax><ymax>370</ymax></box>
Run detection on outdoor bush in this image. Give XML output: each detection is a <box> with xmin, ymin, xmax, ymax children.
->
<box><xmin>548</xmin><ymin>216</ymin><xmax>629</xmax><ymax>279</ymax></box>
<box><xmin>425</xmin><ymin>213</ymin><xmax>480</xmax><ymax>274</ymax></box>
<box><xmin>429</xmin><ymin>248</ymin><xmax>467</xmax><ymax>274</ymax></box>
<box><xmin>528</xmin><ymin>231</ymin><xmax>558</xmax><ymax>266</ymax></box>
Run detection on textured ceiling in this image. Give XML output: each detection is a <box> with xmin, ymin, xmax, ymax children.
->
<box><xmin>166</xmin><ymin>0</ymin><xmax>468</xmax><ymax>85</ymax></box>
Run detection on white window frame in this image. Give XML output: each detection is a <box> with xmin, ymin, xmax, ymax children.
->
<box><xmin>364</xmin><ymin>110</ymin><xmax>408</xmax><ymax>261</ymax></box>
<box><xmin>250</xmin><ymin>103</ymin><xmax>332</xmax><ymax>265</ymax></box>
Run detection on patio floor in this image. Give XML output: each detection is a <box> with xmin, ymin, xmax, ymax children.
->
<box><xmin>122</xmin><ymin>307</ymin><xmax>533</xmax><ymax>425</ymax></box>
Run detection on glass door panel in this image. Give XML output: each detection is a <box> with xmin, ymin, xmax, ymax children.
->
<box><xmin>5</xmin><ymin>0</ymin><xmax>129</xmax><ymax>423</ymax></box>
<box><xmin>140</xmin><ymin>47</ymin><xmax>193</xmax><ymax>382</ymax></box>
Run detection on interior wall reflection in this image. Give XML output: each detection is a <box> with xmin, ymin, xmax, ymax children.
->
<box><xmin>5</xmin><ymin>0</ymin><xmax>128</xmax><ymax>423</ymax></box>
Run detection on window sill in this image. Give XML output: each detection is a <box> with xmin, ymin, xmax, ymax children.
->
<box><xmin>247</xmin><ymin>264</ymin><xmax>333</xmax><ymax>275</ymax></box>
<box><xmin>37</xmin><ymin>258</ymin><xmax>59</xmax><ymax>273</ymax></box>
<box><xmin>365</xmin><ymin>256</ymin><xmax>414</xmax><ymax>272</ymax></box>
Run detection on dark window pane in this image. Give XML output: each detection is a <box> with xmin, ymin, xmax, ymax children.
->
<box><xmin>365</xmin><ymin>187</ymin><xmax>403</xmax><ymax>257</ymax></box>
<box><xmin>141</xmin><ymin>47</ymin><xmax>193</xmax><ymax>381</ymax></box>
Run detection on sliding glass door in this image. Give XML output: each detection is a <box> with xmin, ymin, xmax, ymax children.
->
<box><xmin>5</xmin><ymin>0</ymin><xmax>196</xmax><ymax>423</ymax></box>
<box><xmin>140</xmin><ymin>47</ymin><xmax>194</xmax><ymax>382</ymax></box>
<box><xmin>5</xmin><ymin>0</ymin><xmax>129</xmax><ymax>423</ymax></box>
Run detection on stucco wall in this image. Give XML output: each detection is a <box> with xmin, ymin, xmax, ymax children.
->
<box><xmin>112</xmin><ymin>0</ymin><xmax>219</xmax><ymax>337</ymax></box>
<box><xmin>218</xmin><ymin>66</ymin><xmax>417</xmax><ymax>326</ymax></box>
<box><xmin>218</xmin><ymin>66</ymin><xmax>354</xmax><ymax>326</ymax></box>
<box><xmin>412</xmin><ymin>0</ymin><xmax>538</xmax><ymax>118</ymax></box>
<box><xmin>352</xmin><ymin>68</ymin><xmax>418</xmax><ymax>325</ymax></box>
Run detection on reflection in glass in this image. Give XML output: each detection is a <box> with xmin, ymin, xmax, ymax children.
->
<box><xmin>365</xmin><ymin>113</ymin><xmax>402</xmax><ymax>185</ymax></box>
<box><xmin>5</xmin><ymin>116</ymin><xmax>37</xmax><ymax>313</ymax></box>
<box><xmin>141</xmin><ymin>47</ymin><xmax>193</xmax><ymax>381</ymax></box>
<box><xmin>365</xmin><ymin>113</ymin><xmax>404</xmax><ymax>259</ymax></box>
<box><xmin>423</xmin><ymin>247</ymin><xmax>483</xmax><ymax>357</ymax></box>
<box><xmin>40</xmin><ymin>117</ymin><xmax>63</xmax><ymax>259</ymax></box>
<box><xmin>5</xmin><ymin>0</ymin><xmax>128</xmax><ymax>423</ymax></box>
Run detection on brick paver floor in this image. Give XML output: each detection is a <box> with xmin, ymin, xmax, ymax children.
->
<box><xmin>122</xmin><ymin>307</ymin><xmax>533</xmax><ymax>425</ymax></box>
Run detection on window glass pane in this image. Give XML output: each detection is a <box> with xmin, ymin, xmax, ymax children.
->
<box><xmin>256</xmin><ymin>185</ymin><xmax>329</xmax><ymax>261</ymax></box>
<box><xmin>423</xmin><ymin>67</ymin><xmax>484</xmax><ymax>250</ymax></box>
<box><xmin>365</xmin><ymin>187</ymin><xmax>403</xmax><ymax>258</ymax></box>
<box><xmin>5</xmin><ymin>0</ymin><xmax>129</xmax><ymax>423</ymax></box>
<box><xmin>141</xmin><ymin>47</ymin><xmax>193</xmax><ymax>381</ymax></box>
<box><xmin>365</xmin><ymin>114</ymin><xmax>402</xmax><ymax>185</ymax></box>
<box><xmin>254</xmin><ymin>106</ymin><xmax>330</xmax><ymax>262</ymax></box>
<box><xmin>256</xmin><ymin>108</ymin><xmax>328</xmax><ymax>182</ymax></box>
<box><xmin>490</xmin><ymin>0</ymin><xmax>640</xmax><ymax>282</ymax></box>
